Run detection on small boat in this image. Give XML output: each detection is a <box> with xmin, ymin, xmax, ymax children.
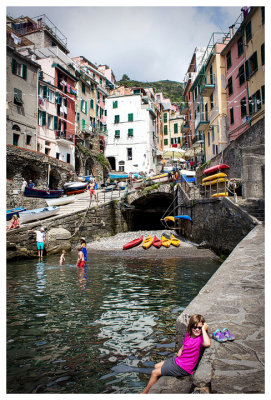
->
<box><xmin>163</xmin><ymin>215</ymin><xmax>192</xmax><ymax>222</ymax></box>
<box><xmin>202</xmin><ymin>173</ymin><xmax>227</xmax><ymax>183</ymax></box>
<box><xmin>202</xmin><ymin>177</ymin><xmax>227</xmax><ymax>187</ymax></box>
<box><xmin>180</xmin><ymin>170</ymin><xmax>196</xmax><ymax>183</ymax></box>
<box><xmin>63</xmin><ymin>181</ymin><xmax>88</xmax><ymax>190</ymax></box>
<box><xmin>67</xmin><ymin>188</ymin><xmax>87</xmax><ymax>196</ymax></box>
<box><xmin>123</xmin><ymin>235</ymin><xmax>143</xmax><ymax>250</ymax></box>
<box><xmin>171</xmin><ymin>234</ymin><xmax>181</xmax><ymax>247</ymax></box>
<box><xmin>24</xmin><ymin>187</ymin><xmax>63</xmax><ymax>198</ymax></box>
<box><xmin>6</xmin><ymin>207</ymin><xmax>26</xmax><ymax>221</ymax></box>
<box><xmin>19</xmin><ymin>206</ymin><xmax>59</xmax><ymax>224</ymax></box>
<box><xmin>153</xmin><ymin>236</ymin><xmax>162</xmax><ymax>249</ymax></box>
<box><xmin>161</xmin><ymin>235</ymin><xmax>171</xmax><ymax>248</ymax></box>
<box><xmin>211</xmin><ymin>192</ymin><xmax>228</xmax><ymax>198</ymax></box>
<box><xmin>46</xmin><ymin>196</ymin><xmax>75</xmax><ymax>207</ymax></box>
<box><xmin>142</xmin><ymin>235</ymin><xmax>153</xmax><ymax>249</ymax></box>
<box><xmin>203</xmin><ymin>164</ymin><xmax>230</xmax><ymax>175</ymax></box>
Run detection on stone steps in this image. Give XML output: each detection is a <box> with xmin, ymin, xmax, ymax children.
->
<box><xmin>237</xmin><ymin>198</ymin><xmax>265</xmax><ymax>222</ymax></box>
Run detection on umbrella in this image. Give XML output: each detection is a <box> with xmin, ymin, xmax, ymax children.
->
<box><xmin>163</xmin><ymin>147</ymin><xmax>186</xmax><ymax>160</ymax></box>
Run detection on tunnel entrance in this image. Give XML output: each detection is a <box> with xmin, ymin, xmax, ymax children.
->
<box><xmin>128</xmin><ymin>193</ymin><xmax>175</xmax><ymax>231</ymax></box>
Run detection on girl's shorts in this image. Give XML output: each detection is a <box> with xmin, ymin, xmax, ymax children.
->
<box><xmin>77</xmin><ymin>260</ymin><xmax>85</xmax><ymax>268</ymax></box>
<box><xmin>161</xmin><ymin>356</ymin><xmax>190</xmax><ymax>377</ymax></box>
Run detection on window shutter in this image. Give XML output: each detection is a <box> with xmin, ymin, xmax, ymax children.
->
<box><xmin>174</xmin><ymin>123</ymin><xmax>178</xmax><ymax>133</ymax></box>
<box><xmin>22</xmin><ymin>64</ymin><xmax>27</xmax><ymax>80</ymax></box>
<box><xmin>54</xmin><ymin>116</ymin><xmax>58</xmax><ymax>130</ymax></box>
<box><xmin>82</xmin><ymin>119</ymin><xmax>85</xmax><ymax>130</ymax></box>
<box><xmin>12</xmin><ymin>58</ymin><xmax>17</xmax><ymax>74</ymax></box>
<box><xmin>42</xmin><ymin>111</ymin><xmax>47</xmax><ymax>126</ymax></box>
<box><xmin>128</xmin><ymin>129</ymin><xmax>133</xmax><ymax>136</ymax></box>
<box><xmin>84</xmin><ymin>101</ymin><xmax>87</xmax><ymax>114</ymax></box>
<box><xmin>90</xmin><ymin>99</ymin><xmax>94</xmax><ymax>109</ymax></box>
<box><xmin>178</xmin><ymin>137</ymin><xmax>181</xmax><ymax>144</ymax></box>
<box><xmin>128</xmin><ymin>113</ymin><xmax>133</xmax><ymax>122</ymax></box>
<box><xmin>81</xmin><ymin>99</ymin><xmax>84</xmax><ymax>112</ymax></box>
<box><xmin>43</xmin><ymin>85</ymin><xmax>48</xmax><ymax>99</ymax></box>
<box><xmin>245</xmin><ymin>60</ymin><xmax>250</xmax><ymax>80</ymax></box>
<box><xmin>248</xmin><ymin>97</ymin><xmax>252</xmax><ymax>114</ymax></box>
<box><xmin>55</xmin><ymin>92</ymin><xmax>60</xmax><ymax>104</ymax></box>
<box><xmin>171</xmin><ymin>138</ymin><xmax>174</xmax><ymax>144</ymax></box>
<box><xmin>254</xmin><ymin>51</ymin><xmax>258</xmax><ymax>71</ymax></box>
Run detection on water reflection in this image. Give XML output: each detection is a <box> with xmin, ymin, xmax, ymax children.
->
<box><xmin>7</xmin><ymin>252</ymin><xmax>221</xmax><ymax>393</ymax></box>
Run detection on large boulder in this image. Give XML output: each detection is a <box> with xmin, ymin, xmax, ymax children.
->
<box><xmin>45</xmin><ymin>228</ymin><xmax>71</xmax><ymax>254</ymax></box>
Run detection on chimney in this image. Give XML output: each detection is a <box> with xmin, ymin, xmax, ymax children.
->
<box><xmin>229</xmin><ymin>24</ymin><xmax>235</xmax><ymax>38</ymax></box>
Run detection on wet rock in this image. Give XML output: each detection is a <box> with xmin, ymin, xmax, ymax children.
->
<box><xmin>45</xmin><ymin>228</ymin><xmax>71</xmax><ymax>254</ymax></box>
<box><xmin>149</xmin><ymin>375</ymin><xmax>193</xmax><ymax>394</ymax></box>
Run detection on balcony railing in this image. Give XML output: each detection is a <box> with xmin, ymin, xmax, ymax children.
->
<box><xmin>200</xmin><ymin>73</ymin><xmax>216</xmax><ymax>97</ymax></box>
<box><xmin>192</xmin><ymin>132</ymin><xmax>204</xmax><ymax>144</ymax></box>
<box><xmin>195</xmin><ymin>112</ymin><xmax>210</xmax><ymax>131</ymax></box>
<box><xmin>181</xmin><ymin>123</ymin><xmax>190</xmax><ymax>133</ymax></box>
<box><xmin>56</xmin><ymin>132</ymin><xmax>74</xmax><ymax>143</ymax></box>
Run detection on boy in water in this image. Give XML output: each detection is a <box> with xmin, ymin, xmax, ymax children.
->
<box><xmin>59</xmin><ymin>250</ymin><xmax>65</xmax><ymax>265</ymax></box>
<box><xmin>77</xmin><ymin>246</ymin><xmax>85</xmax><ymax>268</ymax></box>
<box><xmin>80</xmin><ymin>238</ymin><xmax>87</xmax><ymax>263</ymax></box>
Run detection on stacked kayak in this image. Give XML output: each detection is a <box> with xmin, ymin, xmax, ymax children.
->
<box><xmin>202</xmin><ymin>164</ymin><xmax>229</xmax><ymax>198</ymax></box>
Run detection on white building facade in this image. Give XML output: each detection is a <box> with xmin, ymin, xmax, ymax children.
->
<box><xmin>105</xmin><ymin>93</ymin><xmax>157</xmax><ymax>174</ymax></box>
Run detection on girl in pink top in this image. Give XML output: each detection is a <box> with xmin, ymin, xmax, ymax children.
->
<box><xmin>142</xmin><ymin>314</ymin><xmax>210</xmax><ymax>394</ymax></box>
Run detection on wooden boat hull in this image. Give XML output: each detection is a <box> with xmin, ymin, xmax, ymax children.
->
<box><xmin>24</xmin><ymin>187</ymin><xmax>63</xmax><ymax>198</ymax></box>
<box><xmin>202</xmin><ymin>173</ymin><xmax>227</xmax><ymax>183</ymax></box>
<box><xmin>123</xmin><ymin>235</ymin><xmax>144</xmax><ymax>250</ymax></box>
<box><xmin>203</xmin><ymin>164</ymin><xmax>230</xmax><ymax>175</ymax></box>
<box><xmin>142</xmin><ymin>235</ymin><xmax>153</xmax><ymax>249</ymax></box>
<box><xmin>19</xmin><ymin>206</ymin><xmax>59</xmax><ymax>224</ymax></box>
<box><xmin>46</xmin><ymin>196</ymin><xmax>75</xmax><ymax>207</ymax></box>
<box><xmin>153</xmin><ymin>236</ymin><xmax>162</xmax><ymax>248</ymax></box>
<box><xmin>6</xmin><ymin>207</ymin><xmax>26</xmax><ymax>221</ymax></box>
<box><xmin>171</xmin><ymin>234</ymin><xmax>180</xmax><ymax>247</ymax></box>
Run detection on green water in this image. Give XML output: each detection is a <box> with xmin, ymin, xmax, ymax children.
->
<box><xmin>7</xmin><ymin>252</ymin><xmax>220</xmax><ymax>393</ymax></box>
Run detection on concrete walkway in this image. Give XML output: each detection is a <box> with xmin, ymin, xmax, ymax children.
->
<box><xmin>150</xmin><ymin>224</ymin><xmax>264</xmax><ymax>394</ymax></box>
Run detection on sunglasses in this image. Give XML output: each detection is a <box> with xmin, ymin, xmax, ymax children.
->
<box><xmin>192</xmin><ymin>325</ymin><xmax>202</xmax><ymax>330</ymax></box>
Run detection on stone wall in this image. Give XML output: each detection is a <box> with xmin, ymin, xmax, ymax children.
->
<box><xmin>6</xmin><ymin>199</ymin><xmax>128</xmax><ymax>260</ymax></box>
<box><xmin>241</xmin><ymin>144</ymin><xmax>264</xmax><ymax>198</ymax></box>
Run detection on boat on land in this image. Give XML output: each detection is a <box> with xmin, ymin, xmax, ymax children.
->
<box><xmin>211</xmin><ymin>192</ymin><xmax>228</xmax><ymax>198</ymax></box>
<box><xmin>203</xmin><ymin>164</ymin><xmax>230</xmax><ymax>175</ymax></box>
<box><xmin>202</xmin><ymin>177</ymin><xmax>227</xmax><ymax>187</ymax></box>
<box><xmin>123</xmin><ymin>235</ymin><xmax>143</xmax><ymax>250</ymax></box>
<box><xmin>161</xmin><ymin>235</ymin><xmax>171</xmax><ymax>248</ymax></box>
<box><xmin>163</xmin><ymin>215</ymin><xmax>192</xmax><ymax>222</ymax></box>
<box><xmin>19</xmin><ymin>206</ymin><xmax>59</xmax><ymax>224</ymax></box>
<box><xmin>152</xmin><ymin>236</ymin><xmax>162</xmax><ymax>248</ymax></box>
<box><xmin>46</xmin><ymin>196</ymin><xmax>75</xmax><ymax>207</ymax></box>
<box><xmin>170</xmin><ymin>234</ymin><xmax>181</xmax><ymax>247</ymax></box>
<box><xmin>63</xmin><ymin>181</ymin><xmax>88</xmax><ymax>190</ymax></box>
<box><xmin>24</xmin><ymin>187</ymin><xmax>63</xmax><ymax>198</ymax></box>
<box><xmin>110</xmin><ymin>173</ymin><xmax>141</xmax><ymax>180</ymax></box>
<box><xmin>6</xmin><ymin>207</ymin><xmax>26</xmax><ymax>221</ymax></box>
<box><xmin>142</xmin><ymin>235</ymin><xmax>154</xmax><ymax>249</ymax></box>
<box><xmin>202</xmin><ymin>173</ymin><xmax>227</xmax><ymax>183</ymax></box>
<box><xmin>133</xmin><ymin>172</ymin><xmax>170</xmax><ymax>190</ymax></box>
<box><xmin>179</xmin><ymin>170</ymin><xmax>196</xmax><ymax>183</ymax></box>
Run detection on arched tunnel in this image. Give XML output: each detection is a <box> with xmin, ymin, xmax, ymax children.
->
<box><xmin>126</xmin><ymin>192</ymin><xmax>175</xmax><ymax>231</ymax></box>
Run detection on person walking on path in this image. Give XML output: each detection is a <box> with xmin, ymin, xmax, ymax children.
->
<box><xmin>142</xmin><ymin>314</ymin><xmax>210</xmax><ymax>394</ymax></box>
<box><xmin>88</xmin><ymin>180</ymin><xmax>97</xmax><ymax>202</ymax></box>
<box><xmin>32</xmin><ymin>227</ymin><xmax>46</xmax><ymax>259</ymax></box>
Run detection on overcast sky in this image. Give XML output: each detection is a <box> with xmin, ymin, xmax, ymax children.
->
<box><xmin>6</xmin><ymin>5</ymin><xmax>245</xmax><ymax>82</ymax></box>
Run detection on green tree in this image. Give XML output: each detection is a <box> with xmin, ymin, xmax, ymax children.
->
<box><xmin>121</xmin><ymin>74</ymin><xmax>130</xmax><ymax>81</ymax></box>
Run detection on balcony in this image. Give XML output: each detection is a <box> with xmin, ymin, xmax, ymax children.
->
<box><xmin>192</xmin><ymin>132</ymin><xmax>204</xmax><ymax>144</ymax></box>
<box><xmin>180</xmin><ymin>104</ymin><xmax>189</xmax><ymax>115</ymax></box>
<box><xmin>195</xmin><ymin>112</ymin><xmax>210</xmax><ymax>131</ymax></box>
<box><xmin>56</xmin><ymin>132</ymin><xmax>74</xmax><ymax>145</ymax></box>
<box><xmin>181</xmin><ymin>123</ymin><xmax>190</xmax><ymax>133</ymax></box>
<box><xmin>200</xmin><ymin>73</ymin><xmax>216</xmax><ymax>97</ymax></box>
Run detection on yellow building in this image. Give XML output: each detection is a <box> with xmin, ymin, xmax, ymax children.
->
<box><xmin>169</xmin><ymin>113</ymin><xmax>185</xmax><ymax>148</ymax></box>
<box><xmin>244</xmin><ymin>7</ymin><xmax>265</xmax><ymax>125</ymax></box>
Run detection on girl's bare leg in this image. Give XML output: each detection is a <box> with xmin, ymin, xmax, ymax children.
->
<box><xmin>142</xmin><ymin>361</ymin><xmax>164</xmax><ymax>394</ymax></box>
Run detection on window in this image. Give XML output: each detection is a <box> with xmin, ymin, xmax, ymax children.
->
<box><xmin>164</xmin><ymin>139</ymin><xmax>168</xmax><ymax>146</ymax></box>
<box><xmin>12</xmin><ymin>124</ymin><xmax>20</xmax><ymax>131</ymax></box>
<box><xmin>164</xmin><ymin>125</ymin><xmax>168</xmax><ymax>135</ymax></box>
<box><xmin>55</xmin><ymin>92</ymin><xmax>60</xmax><ymax>104</ymax></box>
<box><xmin>82</xmin><ymin>119</ymin><xmax>85</xmax><ymax>131</ymax></box>
<box><xmin>238</xmin><ymin>65</ymin><xmax>245</xmax><ymax>86</ymax></box>
<box><xmin>45</xmin><ymin>148</ymin><xmax>50</xmax><ymax>156</ymax></box>
<box><xmin>54</xmin><ymin>116</ymin><xmax>58</xmax><ymax>131</ymax></box>
<box><xmin>228</xmin><ymin>77</ymin><xmax>233</xmax><ymax>96</ymax></box>
<box><xmin>42</xmin><ymin>111</ymin><xmax>47</xmax><ymax>126</ymax></box>
<box><xmin>261</xmin><ymin>7</ymin><xmax>265</xmax><ymax>24</ymax></box>
<box><xmin>240</xmin><ymin>97</ymin><xmax>247</xmax><ymax>118</ymax></box>
<box><xmin>226</xmin><ymin>51</ymin><xmax>232</xmax><ymax>69</ymax></box>
<box><xmin>208</xmin><ymin>131</ymin><xmax>210</xmax><ymax>146</ymax></box>
<box><xmin>212</xmin><ymin>144</ymin><xmax>218</xmax><ymax>155</ymax></box>
<box><xmin>42</xmin><ymin>85</ymin><xmax>48</xmax><ymax>99</ymax></box>
<box><xmin>81</xmin><ymin>99</ymin><xmax>87</xmax><ymax>114</ymax></box>
<box><xmin>230</xmin><ymin>108</ymin><xmax>234</xmax><ymax>124</ymax></box>
<box><xmin>210</xmin><ymin>93</ymin><xmax>214</xmax><ymax>109</ymax></box>
<box><xmin>128</xmin><ymin>128</ymin><xmax>133</xmax><ymax>137</ymax></box>
<box><xmin>66</xmin><ymin>153</ymin><xmax>71</xmax><ymax>163</ymax></box>
<box><xmin>174</xmin><ymin>123</ymin><xmax>178</xmax><ymax>133</ymax></box>
<box><xmin>245</xmin><ymin>52</ymin><xmax>258</xmax><ymax>79</ymax></box>
<box><xmin>261</xmin><ymin>43</ymin><xmax>265</xmax><ymax>66</ymax></box>
<box><xmin>163</xmin><ymin>113</ymin><xmax>167</xmax><ymax>123</ymax></box>
<box><xmin>90</xmin><ymin>99</ymin><xmax>94</xmax><ymax>109</ymax></box>
<box><xmin>114</xmin><ymin>115</ymin><xmax>120</xmax><ymax>123</ymax></box>
<box><xmin>209</xmin><ymin>65</ymin><xmax>213</xmax><ymax>84</ymax></box>
<box><xmin>261</xmin><ymin>85</ymin><xmax>265</xmax><ymax>104</ymax></box>
<box><xmin>82</xmin><ymin>82</ymin><xmax>85</xmax><ymax>94</ymax></box>
<box><xmin>249</xmin><ymin>90</ymin><xmax>261</xmax><ymax>114</ymax></box>
<box><xmin>246</xmin><ymin>21</ymin><xmax>252</xmax><ymax>43</ymax></box>
<box><xmin>119</xmin><ymin>166</ymin><xmax>125</xmax><ymax>172</ymax></box>
<box><xmin>13</xmin><ymin>88</ymin><xmax>23</xmax><ymax>106</ymax></box>
<box><xmin>11</xmin><ymin>58</ymin><xmax>27</xmax><ymax>79</ymax></box>
<box><xmin>76</xmin><ymin>112</ymin><xmax>80</xmax><ymax>122</ymax></box>
<box><xmin>113</xmin><ymin>100</ymin><xmax>118</xmax><ymax>109</ymax></box>
<box><xmin>127</xmin><ymin>148</ymin><xmax>132</xmax><ymax>160</ymax></box>
<box><xmin>128</xmin><ymin>113</ymin><xmax>133</xmax><ymax>122</ymax></box>
<box><xmin>100</xmin><ymin>78</ymin><xmax>102</xmax><ymax>85</ymax></box>
<box><xmin>48</xmin><ymin>89</ymin><xmax>54</xmax><ymax>103</ymax></box>
<box><xmin>211</xmin><ymin>126</ymin><xmax>215</xmax><ymax>142</ymax></box>
<box><xmin>13</xmin><ymin>133</ymin><xmax>20</xmax><ymax>146</ymax></box>
<box><xmin>115</xmin><ymin>130</ymin><xmax>120</xmax><ymax>138</ymax></box>
<box><xmin>56</xmin><ymin>152</ymin><xmax>60</xmax><ymax>159</ymax></box>
<box><xmin>47</xmin><ymin>114</ymin><xmax>53</xmax><ymax>129</ymax></box>
<box><xmin>237</xmin><ymin>36</ymin><xmax>244</xmax><ymax>57</ymax></box>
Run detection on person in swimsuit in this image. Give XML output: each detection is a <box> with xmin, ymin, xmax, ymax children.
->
<box><xmin>6</xmin><ymin>215</ymin><xmax>20</xmax><ymax>231</ymax></box>
<box><xmin>88</xmin><ymin>180</ymin><xmax>97</xmax><ymax>201</ymax></box>
<box><xmin>77</xmin><ymin>247</ymin><xmax>85</xmax><ymax>268</ymax></box>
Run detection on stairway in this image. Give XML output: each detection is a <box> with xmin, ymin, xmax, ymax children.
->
<box><xmin>237</xmin><ymin>198</ymin><xmax>265</xmax><ymax>223</ymax></box>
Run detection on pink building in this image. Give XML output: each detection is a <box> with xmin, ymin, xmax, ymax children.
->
<box><xmin>221</xmin><ymin>24</ymin><xmax>249</xmax><ymax>141</ymax></box>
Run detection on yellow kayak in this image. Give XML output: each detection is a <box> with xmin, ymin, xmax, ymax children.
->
<box><xmin>202</xmin><ymin>178</ymin><xmax>227</xmax><ymax>187</ymax></box>
<box><xmin>163</xmin><ymin>216</ymin><xmax>175</xmax><ymax>222</ymax></box>
<box><xmin>142</xmin><ymin>235</ymin><xmax>153</xmax><ymax>249</ymax></box>
<box><xmin>202</xmin><ymin>173</ymin><xmax>227</xmax><ymax>183</ymax></box>
<box><xmin>161</xmin><ymin>235</ymin><xmax>171</xmax><ymax>248</ymax></box>
<box><xmin>170</xmin><ymin>234</ymin><xmax>180</xmax><ymax>247</ymax></box>
<box><xmin>211</xmin><ymin>192</ymin><xmax>228</xmax><ymax>198</ymax></box>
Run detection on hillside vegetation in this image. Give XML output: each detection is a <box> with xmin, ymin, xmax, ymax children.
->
<box><xmin>116</xmin><ymin>78</ymin><xmax>185</xmax><ymax>104</ymax></box>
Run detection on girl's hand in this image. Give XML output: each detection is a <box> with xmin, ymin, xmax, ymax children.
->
<box><xmin>202</xmin><ymin>322</ymin><xmax>208</xmax><ymax>331</ymax></box>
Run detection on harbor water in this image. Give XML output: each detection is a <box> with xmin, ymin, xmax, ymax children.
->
<box><xmin>7</xmin><ymin>250</ymin><xmax>221</xmax><ymax>393</ymax></box>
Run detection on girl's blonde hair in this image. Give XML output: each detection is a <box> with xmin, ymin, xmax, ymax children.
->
<box><xmin>187</xmin><ymin>314</ymin><xmax>205</xmax><ymax>336</ymax></box>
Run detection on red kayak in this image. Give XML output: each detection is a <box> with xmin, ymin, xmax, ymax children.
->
<box><xmin>153</xmin><ymin>236</ymin><xmax>162</xmax><ymax>249</ymax></box>
<box><xmin>123</xmin><ymin>235</ymin><xmax>144</xmax><ymax>250</ymax></box>
<box><xmin>203</xmin><ymin>164</ymin><xmax>230</xmax><ymax>175</ymax></box>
